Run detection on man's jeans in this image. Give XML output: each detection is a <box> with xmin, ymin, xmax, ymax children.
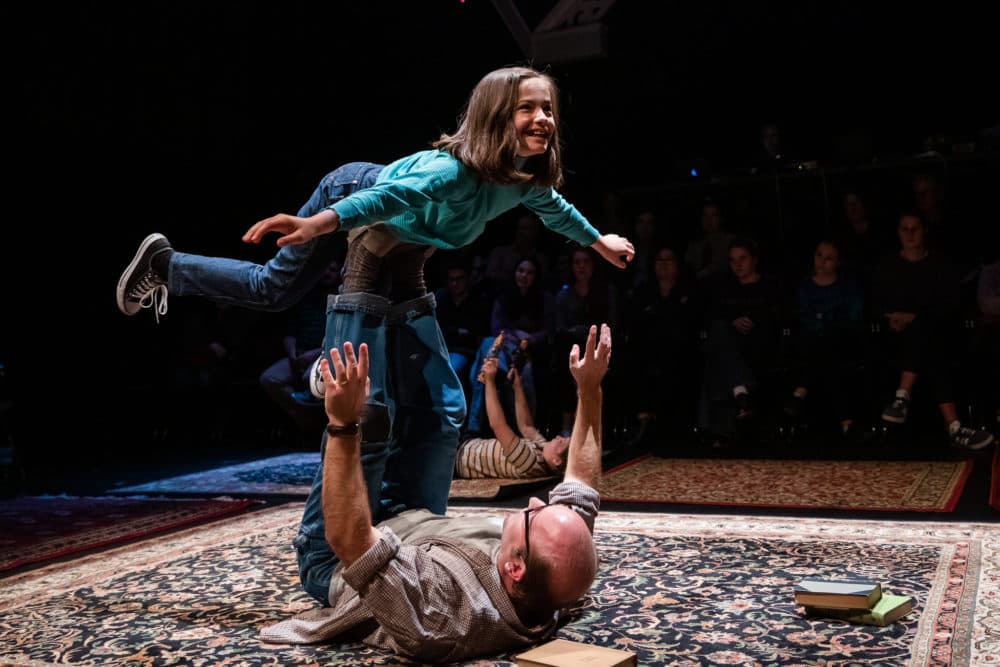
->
<box><xmin>295</xmin><ymin>292</ymin><xmax>466</xmax><ymax>604</ymax></box>
<box><xmin>161</xmin><ymin>161</ymin><xmax>465</xmax><ymax>604</ymax></box>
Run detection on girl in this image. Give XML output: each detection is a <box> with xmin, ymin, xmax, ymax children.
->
<box><xmin>116</xmin><ymin>65</ymin><xmax>634</xmax><ymax>604</ymax></box>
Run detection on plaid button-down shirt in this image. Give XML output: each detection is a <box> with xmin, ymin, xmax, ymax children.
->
<box><xmin>259</xmin><ymin>480</ymin><xmax>599</xmax><ymax>662</ymax></box>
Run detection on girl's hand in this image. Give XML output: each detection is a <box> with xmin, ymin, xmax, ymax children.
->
<box><xmin>591</xmin><ymin>234</ymin><xmax>635</xmax><ymax>269</ymax></box>
<box><xmin>243</xmin><ymin>209</ymin><xmax>339</xmax><ymax>247</ymax></box>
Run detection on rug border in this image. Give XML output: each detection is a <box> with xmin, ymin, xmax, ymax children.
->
<box><xmin>1</xmin><ymin>496</ymin><xmax>262</xmax><ymax>573</ymax></box>
<box><xmin>599</xmin><ymin>455</ymin><xmax>974</xmax><ymax>512</ymax></box>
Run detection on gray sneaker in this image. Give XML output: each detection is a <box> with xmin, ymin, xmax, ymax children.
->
<box><xmin>881</xmin><ymin>396</ymin><xmax>909</xmax><ymax>424</ymax></box>
<box><xmin>117</xmin><ymin>234</ymin><xmax>171</xmax><ymax>321</ymax></box>
<box><xmin>950</xmin><ymin>426</ymin><xmax>994</xmax><ymax>451</ymax></box>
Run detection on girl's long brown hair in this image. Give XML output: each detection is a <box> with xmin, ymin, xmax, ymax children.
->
<box><xmin>434</xmin><ymin>66</ymin><xmax>564</xmax><ymax>189</ymax></box>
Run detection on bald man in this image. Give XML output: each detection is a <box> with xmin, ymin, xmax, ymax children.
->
<box><xmin>260</xmin><ymin>324</ymin><xmax>611</xmax><ymax>662</ymax></box>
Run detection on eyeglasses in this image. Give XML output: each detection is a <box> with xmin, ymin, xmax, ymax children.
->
<box><xmin>521</xmin><ymin>503</ymin><xmax>549</xmax><ymax>564</ymax></box>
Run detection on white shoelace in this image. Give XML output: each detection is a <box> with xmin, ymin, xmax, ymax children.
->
<box><xmin>138</xmin><ymin>281</ymin><xmax>169</xmax><ymax>324</ymax></box>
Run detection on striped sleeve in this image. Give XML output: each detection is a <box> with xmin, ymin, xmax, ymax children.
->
<box><xmin>455</xmin><ymin>437</ymin><xmax>549</xmax><ymax>479</ymax></box>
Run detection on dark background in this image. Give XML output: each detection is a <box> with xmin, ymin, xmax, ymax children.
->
<box><xmin>4</xmin><ymin>2</ymin><xmax>996</xmax><ymax>465</ymax></box>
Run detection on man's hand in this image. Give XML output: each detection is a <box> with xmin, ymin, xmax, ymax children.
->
<box><xmin>242</xmin><ymin>209</ymin><xmax>339</xmax><ymax>247</ymax></box>
<box><xmin>563</xmin><ymin>323</ymin><xmax>611</xmax><ymax>489</ymax></box>
<box><xmin>591</xmin><ymin>234</ymin><xmax>636</xmax><ymax>269</ymax></box>
<box><xmin>569</xmin><ymin>323</ymin><xmax>611</xmax><ymax>392</ymax></box>
<box><xmin>320</xmin><ymin>342</ymin><xmax>370</xmax><ymax>427</ymax></box>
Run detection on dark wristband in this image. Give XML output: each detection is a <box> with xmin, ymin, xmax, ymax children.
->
<box><xmin>326</xmin><ymin>422</ymin><xmax>361</xmax><ymax>437</ymax></box>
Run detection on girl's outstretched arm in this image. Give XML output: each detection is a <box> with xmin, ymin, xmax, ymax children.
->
<box><xmin>591</xmin><ymin>234</ymin><xmax>635</xmax><ymax>269</ymax></box>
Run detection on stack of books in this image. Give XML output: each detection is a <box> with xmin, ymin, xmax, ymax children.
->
<box><xmin>794</xmin><ymin>578</ymin><xmax>913</xmax><ymax>627</ymax></box>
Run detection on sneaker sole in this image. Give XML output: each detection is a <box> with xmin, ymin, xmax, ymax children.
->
<box><xmin>116</xmin><ymin>233</ymin><xmax>167</xmax><ymax>315</ymax></box>
<box><xmin>960</xmin><ymin>434</ymin><xmax>994</xmax><ymax>450</ymax></box>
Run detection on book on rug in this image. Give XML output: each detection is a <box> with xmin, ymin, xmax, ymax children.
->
<box><xmin>804</xmin><ymin>594</ymin><xmax>914</xmax><ymax>626</ymax></box>
<box><xmin>515</xmin><ymin>638</ymin><xmax>637</xmax><ymax>667</ymax></box>
<box><xmin>793</xmin><ymin>579</ymin><xmax>882</xmax><ymax>609</ymax></box>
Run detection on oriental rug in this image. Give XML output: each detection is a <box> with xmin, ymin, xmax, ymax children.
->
<box><xmin>0</xmin><ymin>495</ymin><xmax>260</xmax><ymax>573</ymax></box>
<box><xmin>599</xmin><ymin>455</ymin><xmax>973</xmax><ymax>511</ymax></box>
<box><xmin>110</xmin><ymin>452</ymin><xmax>554</xmax><ymax>502</ymax></box>
<box><xmin>1</xmin><ymin>503</ymin><xmax>997</xmax><ymax>666</ymax></box>
<box><xmin>448</xmin><ymin>476</ymin><xmax>555</xmax><ymax>500</ymax></box>
<box><xmin>991</xmin><ymin>445</ymin><xmax>1000</xmax><ymax>512</ymax></box>
<box><xmin>112</xmin><ymin>452</ymin><xmax>320</xmax><ymax>496</ymax></box>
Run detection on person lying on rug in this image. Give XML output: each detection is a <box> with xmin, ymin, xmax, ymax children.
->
<box><xmin>259</xmin><ymin>323</ymin><xmax>611</xmax><ymax>662</ymax></box>
<box><xmin>454</xmin><ymin>356</ymin><xmax>568</xmax><ymax>479</ymax></box>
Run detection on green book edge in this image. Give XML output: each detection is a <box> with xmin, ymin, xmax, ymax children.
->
<box><xmin>804</xmin><ymin>594</ymin><xmax>914</xmax><ymax>626</ymax></box>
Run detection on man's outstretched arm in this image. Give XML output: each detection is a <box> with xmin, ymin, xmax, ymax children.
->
<box><xmin>319</xmin><ymin>342</ymin><xmax>381</xmax><ymax>567</ymax></box>
<box><xmin>563</xmin><ymin>324</ymin><xmax>611</xmax><ymax>490</ymax></box>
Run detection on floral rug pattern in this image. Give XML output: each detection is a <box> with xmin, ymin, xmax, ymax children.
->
<box><xmin>112</xmin><ymin>453</ymin><xmax>320</xmax><ymax>495</ymax></box>
<box><xmin>0</xmin><ymin>495</ymin><xmax>259</xmax><ymax>572</ymax></box>
<box><xmin>600</xmin><ymin>456</ymin><xmax>973</xmax><ymax>511</ymax></box>
<box><xmin>1</xmin><ymin>504</ymin><xmax>996</xmax><ymax>666</ymax></box>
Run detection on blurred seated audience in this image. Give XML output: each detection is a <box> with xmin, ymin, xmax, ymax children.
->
<box><xmin>697</xmin><ymin>237</ymin><xmax>783</xmax><ymax>440</ymax></box>
<box><xmin>873</xmin><ymin>211</ymin><xmax>993</xmax><ymax>450</ymax></box>
<box><xmin>622</xmin><ymin>244</ymin><xmax>703</xmax><ymax>449</ymax></box>
<box><xmin>781</xmin><ymin>239</ymin><xmax>867</xmax><ymax>437</ymax></box>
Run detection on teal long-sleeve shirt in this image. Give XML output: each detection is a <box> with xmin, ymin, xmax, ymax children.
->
<box><xmin>329</xmin><ymin>150</ymin><xmax>600</xmax><ymax>250</ymax></box>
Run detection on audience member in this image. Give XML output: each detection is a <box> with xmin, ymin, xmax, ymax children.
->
<box><xmin>750</xmin><ymin>122</ymin><xmax>793</xmax><ymax>174</ymax></box>
<box><xmin>683</xmin><ymin>199</ymin><xmax>735</xmax><ymax>285</ymax></box>
<box><xmin>455</xmin><ymin>357</ymin><xmax>568</xmax><ymax>479</ymax></box>
<box><xmin>833</xmin><ymin>187</ymin><xmax>891</xmax><ymax>304</ymax></box>
<box><xmin>434</xmin><ymin>259</ymin><xmax>492</xmax><ymax>399</ymax></box>
<box><xmin>910</xmin><ymin>172</ymin><xmax>979</xmax><ymax>282</ymax></box>
<box><xmin>260</xmin><ymin>325</ymin><xmax>610</xmax><ymax>661</ymax></box>
<box><xmin>554</xmin><ymin>247</ymin><xmax>620</xmax><ymax>434</ymax></box>
<box><xmin>467</xmin><ymin>256</ymin><xmax>555</xmax><ymax>436</ymax></box>
<box><xmin>697</xmin><ymin>237</ymin><xmax>782</xmax><ymax>439</ymax></box>
<box><xmin>485</xmin><ymin>212</ymin><xmax>552</xmax><ymax>294</ymax></box>
<box><xmin>972</xmin><ymin>250</ymin><xmax>1000</xmax><ymax>430</ymax></box>
<box><xmin>617</xmin><ymin>208</ymin><xmax>661</xmax><ymax>296</ymax></box>
<box><xmin>622</xmin><ymin>244</ymin><xmax>703</xmax><ymax>449</ymax></box>
<box><xmin>781</xmin><ymin>239</ymin><xmax>866</xmax><ymax>436</ymax></box>
<box><xmin>872</xmin><ymin>212</ymin><xmax>993</xmax><ymax>450</ymax></box>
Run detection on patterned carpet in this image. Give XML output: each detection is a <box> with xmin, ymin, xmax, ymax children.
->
<box><xmin>1</xmin><ymin>503</ymin><xmax>996</xmax><ymax>665</ymax></box>
<box><xmin>599</xmin><ymin>455</ymin><xmax>974</xmax><ymax>511</ymax></box>
<box><xmin>0</xmin><ymin>495</ymin><xmax>260</xmax><ymax>573</ymax></box>
<box><xmin>448</xmin><ymin>476</ymin><xmax>555</xmax><ymax>500</ymax></box>
<box><xmin>111</xmin><ymin>452</ymin><xmax>554</xmax><ymax>501</ymax></box>
<box><xmin>112</xmin><ymin>452</ymin><xmax>321</xmax><ymax>495</ymax></box>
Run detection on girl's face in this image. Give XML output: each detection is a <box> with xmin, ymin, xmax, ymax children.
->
<box><xmin>514</xmin><ymin>78</ymin><xmax>554</xmax><ymax>157</ymax></box>
<box><xmin>514</xmin><ymin>259</ymin><xmax>537</xmax><ymax>290</ymax></box>
<box><xmin>813</xmin><ymin>242</ymin><xmax>840</xmax><ymax>278</ymax></box>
